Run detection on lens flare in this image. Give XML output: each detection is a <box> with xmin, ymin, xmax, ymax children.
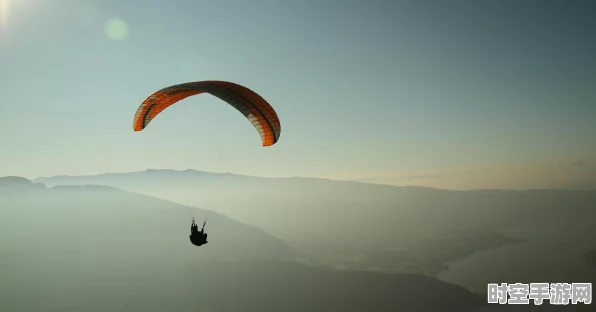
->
<box><xmin>104</xmin><ymin>18</ymin><xmax>130</xmax><ymax>40</ymax></box>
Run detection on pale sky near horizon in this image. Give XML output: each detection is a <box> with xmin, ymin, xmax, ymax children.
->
<box><xmin>1</xmin><ymin>0</ymin><xmax>595</xmax><ymax>189</ymax></box>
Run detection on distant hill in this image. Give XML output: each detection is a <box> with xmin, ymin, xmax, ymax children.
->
<box><xmin>35</xmin><ymin>169</ymin><xmax>596</xmax><ymax>233</ymax></box>
<box><xmin>34</xmin><ymin>170</ymin><xmax>596</xmax><ymax>276</ymax></box>
<box><xmin>0</xmin><ymin>176</ymin><xmax>46</xmax><ymax>189</ymax></box>
<box><xmin>0</xmin><ymin>176</ymin><xmax>295</xmax><ymax>263</ymax></box>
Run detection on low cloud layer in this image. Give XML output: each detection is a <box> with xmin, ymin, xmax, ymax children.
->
<box><xmin>351</xmin><ymin>157</ymin><xmax>596</xmax><ymax>190</ymax></box>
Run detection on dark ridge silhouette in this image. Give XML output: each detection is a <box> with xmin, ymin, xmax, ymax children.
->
<box><xmin>175</xmin><ymin>260</ymin><xmax>487</xmax><ymax>312</ymax></box>
<box><xmin>1</xmin><ymin>254</ymin><xmax>488</xmax><ymax>312</ymax></box>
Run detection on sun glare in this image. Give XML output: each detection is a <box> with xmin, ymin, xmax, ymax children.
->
<box><xmin>0</xmin><ymin>0</ymin><xmax>10</xmax><ymax>27</ymax></box>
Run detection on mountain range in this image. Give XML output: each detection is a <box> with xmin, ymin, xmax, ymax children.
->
<box><xmin>35</xmin><ymin>169</ymin><xmax>596</xmax><ymax>276</ymax></box>
<box><xmin>0</xmin><ymin>176</ymin><xmax>490</xmax><ymax>312</ymax></box>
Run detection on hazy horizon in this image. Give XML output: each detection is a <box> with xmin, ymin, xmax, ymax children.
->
<box><xmin>2</xmin><ymin>0</ymin><xmax>596</xmax><ymax>189</ymax></box>
<box><xmin>2</xmin><ymin>166</ymin><xmax>592</xmax><ymax>192</ymax></box>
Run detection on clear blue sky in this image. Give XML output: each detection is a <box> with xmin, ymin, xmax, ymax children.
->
<box><xmin>1</xmin><ymin>0</ymin><xmax>595</xmax><ymax>189</ymax></box>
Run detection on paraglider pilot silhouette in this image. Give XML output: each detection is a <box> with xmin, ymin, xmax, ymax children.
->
<box><xmin>190</xmin><ymin>218</ymin><xmax>208</xmax><ymax>247</ymax></box>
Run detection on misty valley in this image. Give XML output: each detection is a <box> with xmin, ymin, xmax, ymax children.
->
<box><xmin>2</xmin><ymin>172</ymin><xmax>595</xmax><ymax>311</ymax></box>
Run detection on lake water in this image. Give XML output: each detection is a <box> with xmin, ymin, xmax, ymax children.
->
<box><xmin>436</xmin><ymin>218</ymin><xmax>596</xmax><ymax>295</ymax></box>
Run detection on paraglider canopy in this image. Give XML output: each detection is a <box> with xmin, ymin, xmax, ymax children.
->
<box><xmin>133</xmin><ymin>80</ymin><xmax>281</xmax><ymax>146</ymax></box>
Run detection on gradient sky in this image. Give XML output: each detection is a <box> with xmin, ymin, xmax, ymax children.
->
<box><xmin>1</xmin><ymin>0</ymin><xmax>595</xmax><ymax>189</ymax></box>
